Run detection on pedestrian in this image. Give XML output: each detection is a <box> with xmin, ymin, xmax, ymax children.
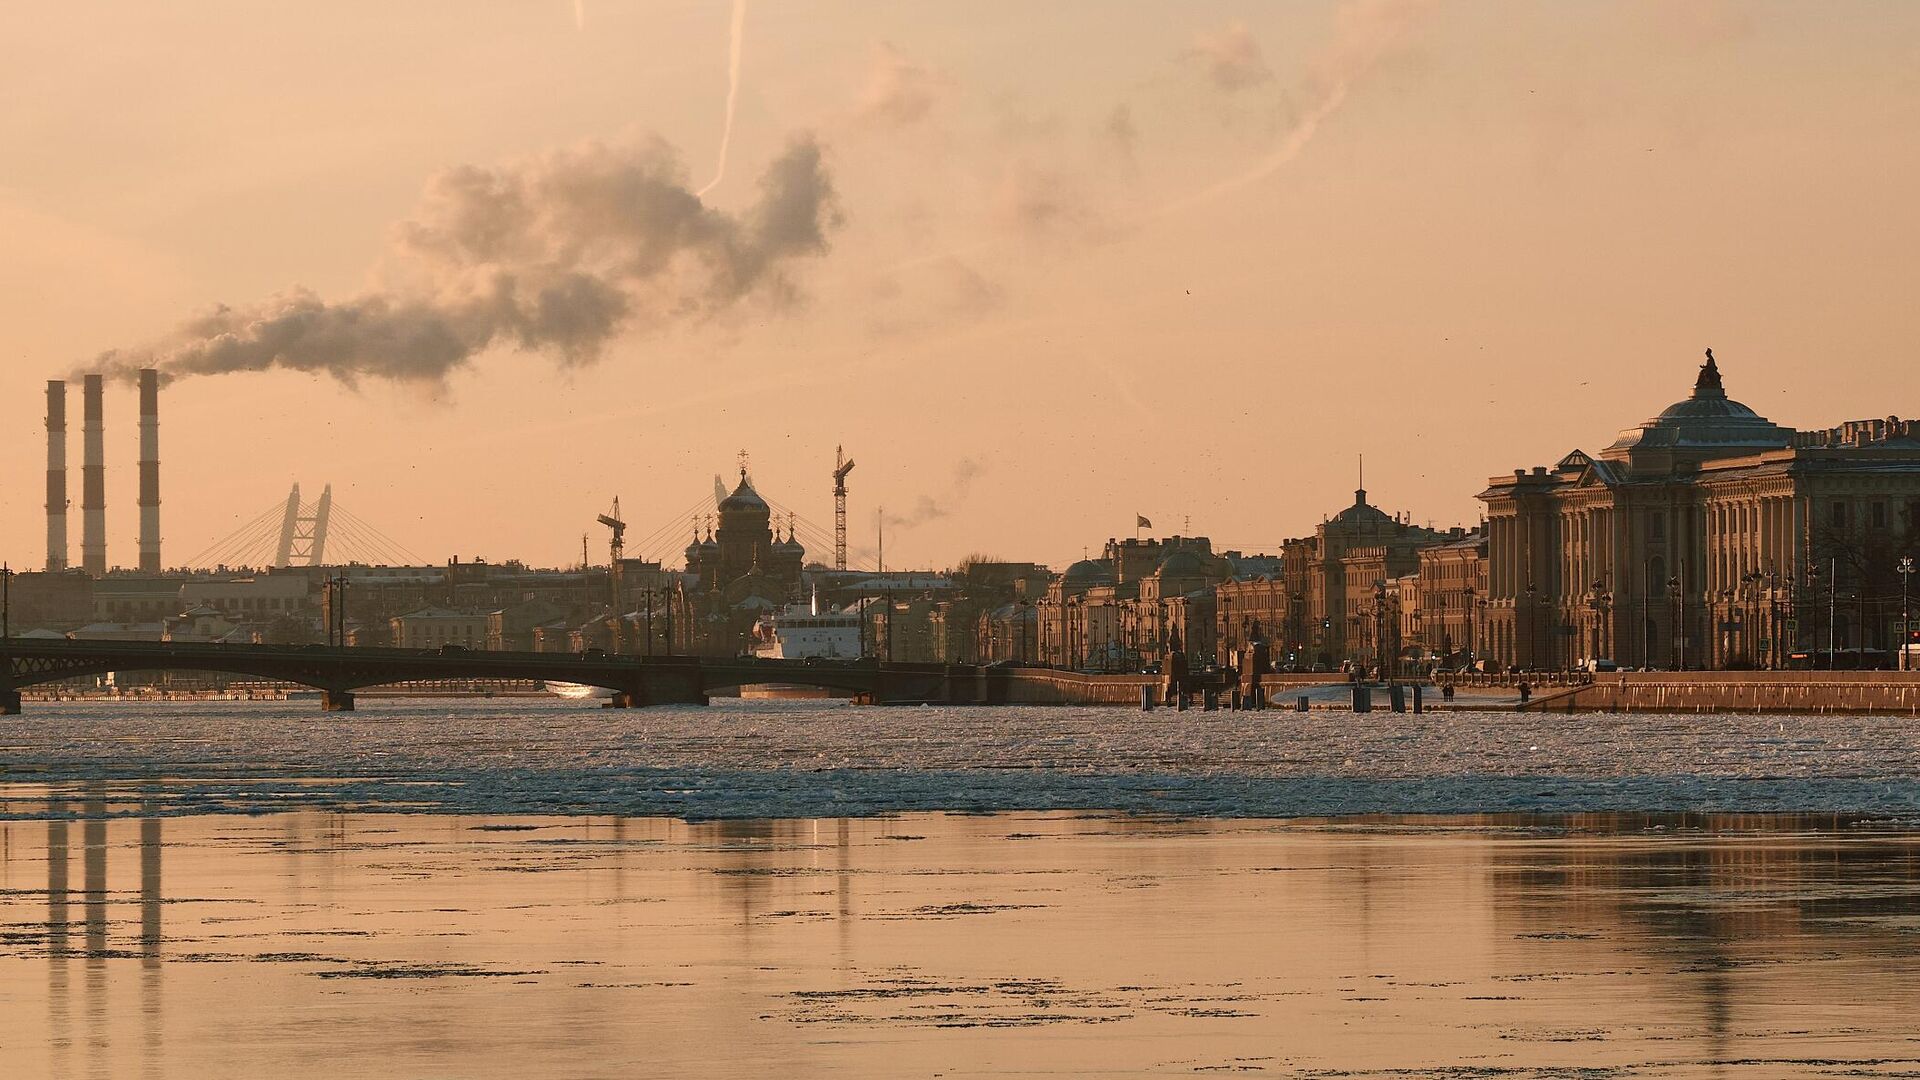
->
<box><xmin>1517</xmin><ymin>681</ymin><xmax>1531</xmax><ymax>704</ymax></box>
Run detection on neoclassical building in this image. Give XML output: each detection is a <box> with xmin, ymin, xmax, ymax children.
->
<box><xmin>1480</xmin><ymin>350</ymin><xmax>1920</xmax><ymax>670</ymax></box>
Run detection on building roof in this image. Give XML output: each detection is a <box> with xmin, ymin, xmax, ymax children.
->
<box><xmin>718</xmin><ymin>473</ymin><xmax>769</xmax><ymax>514</ymax></box>
<box><xmin>1603</xmin><ymin>350</ymin><xmax>1793</xmax><ymax>458</ymax></box>
<box><xmin>1328</xmin><ymin>489</ymin><xmax>1394</xmax><ymax>527</ymax></box>
<box><xmin>1062</xmin><ymin>558</ymin><xmax>1114</xmax><ymax>585</ymax></box>
<box><xmin>1155</xmin><ymin>550</ymin><xmax>1205</xmax><ymax>578</ymax></box>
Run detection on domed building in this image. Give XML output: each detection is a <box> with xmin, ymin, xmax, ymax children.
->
<box><xmin>678</xmin><ymin>469</ymin><xmax>806</xmax><ymax>655</ymax></box>
<box><xmin>1480</xmin><ymin>350</ymin><xmax>1920</xmax><ymax>671</ymax></box>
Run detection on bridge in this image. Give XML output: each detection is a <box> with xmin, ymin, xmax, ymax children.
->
<box><xmin>0</xmin><ymin>638</ymin><xmax>999</xmax><ymax>714</ymax></box>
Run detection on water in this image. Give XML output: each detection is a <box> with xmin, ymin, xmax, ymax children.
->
<box><xmin>5</xmin><ymin>698</ymin><xmax>1920</xmax><ymax>818</ymax></box>
<box><xmin>4</xmin><ymin>700</ymin><xmax>1920</xmax><ymax>1077</ymax></box>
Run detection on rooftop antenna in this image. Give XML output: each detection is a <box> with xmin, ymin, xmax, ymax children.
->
<box><xmin>877</xmin><ymin>507</ymin><xmax>885</xmax><ymax>574</ymax></box>
<box><xmin>833</xmin><ymin>445</ymin><xmax>856</xmax><ymax>572</ymax></box>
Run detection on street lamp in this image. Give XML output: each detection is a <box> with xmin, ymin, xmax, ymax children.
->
<box><xmin>1373</xmin><ymin>580</ymin><xmax>1389</xmax><ymax>680</ymax></box>
<box><xmin>1728</xmin><ymin>584</ymin><xmax>1743</xmax><ymax>668</ymax></box>
<box><xmin>1</xmin><ymin>562</ymin><xmax>12</xmax><ymax>640</ymax></box>
<box><xmin>1900</xmin><ymin>555</ymin><xmax>1915</xmax><ymax>671</ymax></box>
<box><xmin>1524</xmin><ymin>581</ymin><xmax>1539</xmax><ymax>672</ymax></box>
<box><xmin>1666</xmin><ymin>576</ymin><xmax>1682</xmax><ymax>671</ymax></box>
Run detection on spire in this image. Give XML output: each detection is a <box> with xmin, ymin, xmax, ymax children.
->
<box><xmin>1356</xmin><ymin>453</ymin><xmax>1366</xmax><ymax>506</ymax></box>
<box><xmin>1693</xmin><ymin>347</ymin><xmax>1726</xmax><ymax>399</ymax></box>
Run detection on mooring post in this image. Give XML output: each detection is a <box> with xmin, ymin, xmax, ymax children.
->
<box><xmin>1140</xmin><ymin>685</ymin><xmax>1154</xmax><ymax>711</ymax></box>
<box><xmin>1412</xmin><ymin>684</ymin><xmax>1424</xmax><ymax>714</ymax></box>
<box><xmin>1296</xmin><ymin>694</ymin><xmax>1310</xmax><ymax>712</ymax></box>
<box><xmin>321</xmin><ymin>690</ymin><xmax>355</xmax><ymax>712</ymax></box>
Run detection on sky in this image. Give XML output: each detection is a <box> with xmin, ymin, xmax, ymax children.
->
<box><xmin>3</xmin><ymin>1</ymin><xmax>1918</xmax><ymax>573</ymax></box>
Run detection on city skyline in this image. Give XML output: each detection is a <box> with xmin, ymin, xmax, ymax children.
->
<box><xmin>6</xmin><ymin>2</ymin><xmax>1919</xmax><ymax>571</ymax></box>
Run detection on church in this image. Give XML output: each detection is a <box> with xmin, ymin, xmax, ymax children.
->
<box><xmin>676</xmin><ymin>469</ymin><xmax>806</xmax><ymax>656</ymax></box>
<box><xmin>1480</xmin><ymin>351</ymin><xmax>1920</xmax><ymax>670</ymax></box>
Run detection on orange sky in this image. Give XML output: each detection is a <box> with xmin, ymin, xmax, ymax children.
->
<box><xmin>4</xmin><ymin>1</ymin><xmax>1918</xmax><ymax>572</ymax></box>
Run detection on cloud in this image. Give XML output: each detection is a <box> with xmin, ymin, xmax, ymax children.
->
<box><xmin>91</xmin><ymin>133</ymin><xmax>841</xmax><ymax>387</ymax></box>
<box><xmin>989</xmin><ymin>165</ymin><xmax>1113</xmax><ymax>245</ymax></box>
<box><xmin>856</xmin><ymin>42</ymin><xmax>941</xmax><ymax>127</ymax></box>
<box><xmin>1100</xmin><ymin>104</ymin><xmax>1139</xmax><ymax>167</ymax></box>
<box><xmin>1186</xmin><ymin>21</ymin><xmax>1273</xmax><ymax>92</ymax></box>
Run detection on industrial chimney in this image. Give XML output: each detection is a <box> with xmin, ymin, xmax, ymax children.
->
<box><xmin>82</xmin><ymin>373</ymin><xmax>106</xmax><ymax>578</ymax></box>
<box><xmin>138</xmin><ymin>368</ymin><xmax>161</xmax><ymax>573</ymax></box>
<box><xmin>45</xmin><ymin>380</ymin><xmax>68</xmax><ymax>572</ymax></box>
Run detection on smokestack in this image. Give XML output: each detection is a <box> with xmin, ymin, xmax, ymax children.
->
<box><xmin>46</xmin><ymin>381</ymin><xmax>68</xmax><ymax>572</ymax></box>
<box><xmin>82</xmin><ymin>374</ymin><xmax>106</xmax><ymax>578</ymax></box>
<box><xmin>138</xmin><ymin>369</ymin><xmax>161</xmax><ymax>573</ymax></box>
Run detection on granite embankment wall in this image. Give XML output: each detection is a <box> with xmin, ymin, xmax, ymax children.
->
<box><xmin>996</xmin><ymin>668</ymin><xmax>1351</xmax><ymax>705</ymax></box>
<box><xmin>1524</xmin><ymin>671</ymin><xmax>1920</xmax><ymax>715</ymax></box>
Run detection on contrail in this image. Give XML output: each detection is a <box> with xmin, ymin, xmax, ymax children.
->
<box><xmin>1154</xmin><ymin>80</ymin><xmax>1349</xmax><ymax>217</ymax></box>
<box><xmin>697</xmin><ymin>0</ymin><xmax>748</xmax><ymax>198</ymax></box>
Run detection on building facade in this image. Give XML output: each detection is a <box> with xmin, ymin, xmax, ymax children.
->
<box><xmin>1480</xmin><ymin>351</ymin><xmax>1920</xmax><ymax>670</ymax></box>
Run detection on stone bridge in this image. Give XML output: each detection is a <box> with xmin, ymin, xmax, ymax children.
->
<box><xmin>0</xmin><ymin>638</ymin><xmax>993</xmax><ymax>713</ymax></box>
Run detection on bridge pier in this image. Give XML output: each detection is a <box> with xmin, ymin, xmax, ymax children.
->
<box><xmin>321</xmin><ymin>690</ymin><xmax>356</xmax><ymax>712</ymax></box>
<box><xmin>1</xmin><ymin>689</ymin><xmax>20</xmax><ymax>716</ymax></box>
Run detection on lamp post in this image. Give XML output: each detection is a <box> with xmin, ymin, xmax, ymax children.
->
<box><xmin>1828</xmin><ymin>556</ymin><xmax>1838</xmax><ymax>671</ymax></box>
<box><xmin>1728</xmin><ymin>584</ymin><xmax>1743</xmax><ymax>668</ymax></box>
<box><xmin>1473</xmin><ymin>595</ymin><xmax>1487</xmax><ymax>672</ymax></box>
<box><xmin>1</xmin><ymin>562</ymin><xmax>12</xmax><ymax>640</ymax></box>
<box><xmin>1373</xmin><ymin>581</ymin><xmax>1389</xmax><ymax>680</ymax></box>
<box><xmin>1666</xmin><ymin>576</ymin><xmax>1682</xmax><ymax>671</ymax></box>
<box><xmin>1220</xmin><ymin>591</ymin><xmax>1233</xmax><ymax>667</ymax></box>
<box><xmin>1767</xmin><ymin>571</ymin><xmax>1784</xmax><ymax>669</ymax></box>
<box><xmin>1900</xmin><ymin>555</ymin><xmax>1915</xmax><ymax>671</ymax></box>
<box><xmin>1523</xmin><ymin>582</ymin><xmax>1539</xmax><ymax>672</ymax></box>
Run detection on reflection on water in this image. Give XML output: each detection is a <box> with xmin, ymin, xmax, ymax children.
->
<box><xmin>2</xmin><ymin>801</ymin><xmax>1918</xmax><ymax>1079</ymax></box>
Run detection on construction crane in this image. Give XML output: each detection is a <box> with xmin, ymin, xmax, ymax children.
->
<box><xmin>833</xmin><ymin>446</ymin><xmax>856</xmax><ymax>572</ymax></box>
<box><xmin>597</xmin><ymin>498</ymin><xmax>626</xmax><ymax>652</ymax></box>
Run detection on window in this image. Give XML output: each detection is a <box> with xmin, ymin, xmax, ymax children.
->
<box><xmin>1831</xmin><ymin>501</ymin><xmax>1849</xmax><ymax>529</ymax></box>
<box><xmin>1871</xmin><ymin>502</ymin><xmax>1887</xmax><ymax>529</ymax></box>
<box><xmin>1649</xmin><ymin>515</ymin><xmax>1665</xmax><ymax>542</ymax></box>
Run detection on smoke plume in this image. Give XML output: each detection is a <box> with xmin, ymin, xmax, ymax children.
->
<box><xmin>91</xmin><ymin>132</ymin><xmax>837</xmax><ymax>387</ymax></box>
<box><xmin>884</xmin><ymin>458</ymin><xmax>985</xmax><ymax>528</ymax></box>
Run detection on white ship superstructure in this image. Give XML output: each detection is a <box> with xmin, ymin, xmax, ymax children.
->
<box><xmin>751</xmin><ymin>591</ymin><xmax>862</xmax><ymax>660</ymax></box>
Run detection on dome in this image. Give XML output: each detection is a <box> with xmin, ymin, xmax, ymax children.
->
<box><xmin>1329</xmin><ymin>489</ymin><xmax>1393</xmax><ymax>528</ymax></box>
<box><xmin>718</xmin><ymin>474</ymin><xmax>769</xmax><ymax>515</ymax></box>
<box><xmin>1155</xmin><ymin>551</ymin><xmax>1204</xmax><ymax>578</ymax></box>
<box><xmin>1062</xmin><ymin>558</ymin><xmax>1114</xmax><ymax>586</ymax></box>
<box><xmin>1604</xmin><ymin>350</ymin><xmax>1793</xmax><ymax>458</ymax></box>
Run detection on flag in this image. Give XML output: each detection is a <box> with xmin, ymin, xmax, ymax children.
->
<box><xmin>1136</xmin><ymin>515</ymin><xmax>1152</xmax><ymax>529</ymax></box>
